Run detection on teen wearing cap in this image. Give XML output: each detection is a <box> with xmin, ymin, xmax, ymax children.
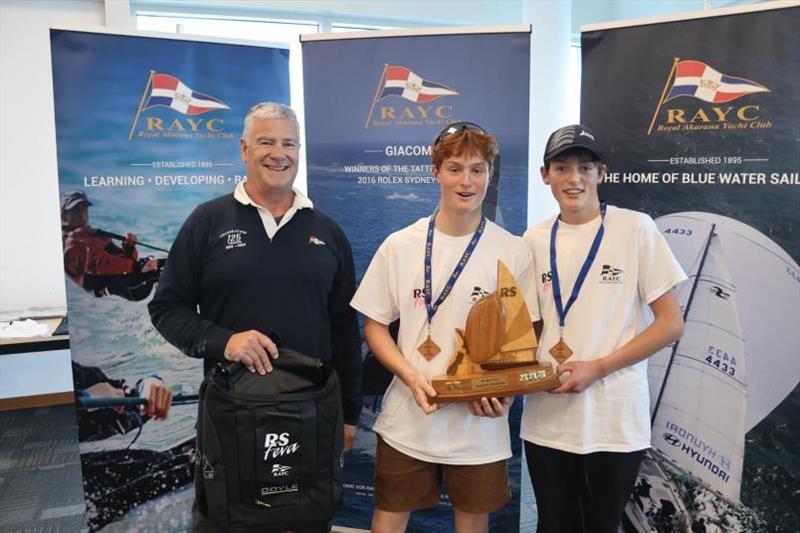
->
<box><xmin>351</xmin><ymin>123</ymin><xmax>534</xmax><ymax>533</ymax></box>
<box><xmin>521</xmin><ymin>124</ymin><xmax>687</xmax><ymax>533</ymax></box>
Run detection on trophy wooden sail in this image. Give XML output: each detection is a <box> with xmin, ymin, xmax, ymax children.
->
<box><xmin>431</xmin><ymin>260</ymin><xmax>559</xmax><ymax>403</ymax></box>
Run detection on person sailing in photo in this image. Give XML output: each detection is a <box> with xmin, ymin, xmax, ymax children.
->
<box><xmin>72</xmin><ymin>362</ymin><xmax>192</xmax><ymax>532</ymax></box>
<box><xmin>61</xmin><ymin>190</ymin><xmax>164</xmax><ymax>301</ymax></box>
<box><xmin>73</xmin><ymin>361</ymin><xmax>174</xmax><ymax>442</ymax></box>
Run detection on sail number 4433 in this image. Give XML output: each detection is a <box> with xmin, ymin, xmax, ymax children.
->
<box><xmin>705</xmin><ymin>345</ymin><xmax>737</xmax><ymax>377</ymax></box>
<box><xmin>663</xmin><ymin>227</ymin><xmax>693</xmax><ymax>236</ymax></box>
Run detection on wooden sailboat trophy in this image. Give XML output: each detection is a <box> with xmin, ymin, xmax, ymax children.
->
<box><xmin>431</xmin><ymin>260</ymin><xmax>559</xmax><ymax>402</ymax></box>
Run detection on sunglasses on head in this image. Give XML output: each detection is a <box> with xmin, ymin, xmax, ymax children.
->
<box><xmin>433</xmin><ymin>122</ymin><xmax>488</xmax><ymax>146</ymax></box>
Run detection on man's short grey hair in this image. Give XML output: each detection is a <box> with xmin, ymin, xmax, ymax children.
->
<box><xmin>242</xmin><ymin>102</ymin><xmax>300</xmax><ymax>139</ymax></box>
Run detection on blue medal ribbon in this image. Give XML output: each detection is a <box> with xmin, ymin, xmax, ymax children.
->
<box><xmin>424</xmin><ymin>212</ymin><xmax>486</xmax><ymax>327</ymax></box>
<box><xmin>549</xmin><ymin>203</ymin><xmax>607</xmax><ymax>329</ymax></box>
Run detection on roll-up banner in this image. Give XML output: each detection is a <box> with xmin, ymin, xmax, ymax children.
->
<box><xmin>50</xmin><ymin>27</ymin><xmax>289</xmax><ymax>531</ymax></box>
<box><xmin>301</xmin><ymin>26</ymin><xmax>530</xmax><ymax>531</ymax></box>
<box><xmin>581</xmin><ymin>2</ymin><xmax>799</xmax><ymax>531</ymax></box>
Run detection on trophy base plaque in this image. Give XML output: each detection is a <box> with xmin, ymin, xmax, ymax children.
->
<box><xmin>431</xmin><ymin>362</ymin><xmax>558</xmax><ymax>403</ymax></box>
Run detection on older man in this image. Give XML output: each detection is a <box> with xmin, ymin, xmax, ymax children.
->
<box><xmin>149</xmin><ymin>102</ymin><xmax>361</xmax><ymax>531</ymax></box>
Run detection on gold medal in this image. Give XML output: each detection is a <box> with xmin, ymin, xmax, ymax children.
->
<box><xmin>417</xmin><ymin>335</ymin><xmax>441</xmax><ymax>360</ymax></box>
<box><xmin>549</xmin><ymin>337</ymin><xmax>573</xmax><ymax>364</ymax></box>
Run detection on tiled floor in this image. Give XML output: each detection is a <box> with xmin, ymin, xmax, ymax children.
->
<box><xmin>0</xmin><ymin>404</ymin><xmax>539</xmax><ymax>533</ymax></box>
<box><xmin>0</xmin><ymin>405</ymin><xmax>85</xmax><ymax>532</ymax></box>
<box><xmin>0</xmin><ymin>406</ymin><xmax>373</xmax><ymax>533</ymax></box>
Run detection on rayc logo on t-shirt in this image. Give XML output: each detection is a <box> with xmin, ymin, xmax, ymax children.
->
<box><xmin>470</xmin><ymin>286</ymin><xmax>489</xmax><ymax>302</ymax></box>
<box><xmin>600</xmin><ymin>264</ymin><xmax>624</xmax><ymax>284</ymax></box>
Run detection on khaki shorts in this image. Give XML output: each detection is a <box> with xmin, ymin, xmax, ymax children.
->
<box><xmin>374</xmin><ymin>435</ymin><xmax>511</xmax><ymax>514</ymax></box>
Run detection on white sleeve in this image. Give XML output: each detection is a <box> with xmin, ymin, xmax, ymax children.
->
<box><xmin>637</xmin><ymin>214</ymin><xmax>688</xmax><ymax>304</ymax></box>
<box><xmin>520</xmin><ymin>246</ymin><xmax>540</xmax><ymax>323</ymax></box>
<box><xmin>521</xmin><ymin>231</ymin><xmax>542</xmax><ymax>322</ymax></box>
<box><xmin>350</xmin><ymin>241</ymin><xmax>399</xmax><ymax>325</ymax></box>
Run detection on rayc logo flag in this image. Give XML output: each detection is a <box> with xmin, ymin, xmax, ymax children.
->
<box><xmin>377</xmin><ymin>65</ymin><xmax>459</xmax><ymax>103</ymax></box>
<box><xmin>647</xmin><ymin>58</ymin><xmax>771</xmax><ymax>135</ymax></box>
<box><xmin>144</xmin><ymin>73</ymin><xmax>230</xmax><ymax>115</ymax></box>
<box><xmin>664</xmin><ymin>60</ymin><xmax>769</xmax><ymax>104</ymax></box>
<box><xmin>364</xmin><ymin>64</ymin><xmax>460</xmax><ymax>128</ymax></box>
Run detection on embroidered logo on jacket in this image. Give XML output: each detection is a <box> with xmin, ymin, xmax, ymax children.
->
<box><xmin>309</xmin><ymin>235</ymin><xmax>326</xmax><ymax>246</ymax></box>
<box><xmin>220</xmin><ymin>229</ymin><xmax>247</xmax><ymax>250</ymax></box>
<box><xmin>600</xmin><ymin>264</ymin><xmax>624</xmax><ymax>284</ymax></box>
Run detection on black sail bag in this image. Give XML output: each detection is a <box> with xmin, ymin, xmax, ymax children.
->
<box><xmin>195</xmin><ymin>348</ymin><xmax>344</xmax><ymax>531</ymax></box>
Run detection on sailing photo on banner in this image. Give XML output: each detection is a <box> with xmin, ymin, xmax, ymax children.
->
<box><xmin>301</xmin><ymin>27</ymin><xmax>531</xmax><ymax>531</ymax></box>
<box><xmin>580</xmin><ymin>3</ymin><xmax>799</xmax><ymax>532</ymax></box>
<box><xmin>50</xmin><ymin>28</ymin><xmax>289</xmax><ymax>531</ymax></box>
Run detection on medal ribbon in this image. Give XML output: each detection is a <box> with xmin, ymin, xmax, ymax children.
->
<box><xmin>549</xmin><ymin>203</ymin><xmax>607</xmax><ymax>328</ymax></box>
<box><xmin>424</xmin><ymin>212</ymin><xmax>486</xmax><ymax>326</ymax></box>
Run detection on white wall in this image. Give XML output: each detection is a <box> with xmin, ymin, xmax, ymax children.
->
<box><xmin>251</xmin><ymin>0</ymin><xmax>521</xmax><ymax>23</ymax></box>
<box><xmin>572</xmin><ymin>0</ymin><xmax>705</xmax><ymax>35</ymax></box>
<box><xmin>0</xmin><ymin>0</ymin><xmax>105</xmax><ymax>320</ymax></box>
<box><xmin>525</xmin><ymin>0</ymin><xmax>571</xmax><ymax>227</ymax></box>
<box><xmin>132</xmin><ymin>0</ymin><xmax>524</xmax><ymax>26</ymax></box>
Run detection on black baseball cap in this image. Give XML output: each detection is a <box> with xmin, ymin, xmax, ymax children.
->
<box><xmin>543</xmin><ymin>124</ymin><xmax>603</xmax><ymax>164</ymax></box>
<box><xmin>60</xmin><ymin>190</ymin><xmax>92</xmax><ymax>211</ymax></box>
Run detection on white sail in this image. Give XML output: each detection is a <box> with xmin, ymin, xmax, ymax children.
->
<box><xmin>647</xmin><ymin>266</ymin><xmax>697</xmax><ymax>411</ymax></box>
<box><xmin>654</xmin><ymin>212</ymin><xmax>799</xmax><ymax>431</ymax></box>
<box><xmin>651</xmin><ymin>233</ymin><xmax>747</xmax><ymax>502</ymax></box>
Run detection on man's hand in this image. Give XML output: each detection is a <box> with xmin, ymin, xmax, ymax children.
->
<box><xmin>224</xmin><ymin>330</ymin><xmax>279</xmax><ymax>375</ymax></box>
<box><xmin>406</xmin><ymin>372</ymin><xmax>439</xmax><ymax>415</ymax></box>
<box><xmin>468</xmin><ymin>396</ymin><xmax>513</xmax><ymax>418</ymax></box>
<box><xmin>343</xmin><ymin>423</ymin><xmax>357</xmax><ymax>453</ymax></box>
<box><xmin>550</xmin><ymin>359</ymin><xmax>606</xmax><ymax>394</ymax></box>
<box><xmin>138</xmin><ymin>377</ymin><xmax>173</xmax><ymax>419</ymax></box>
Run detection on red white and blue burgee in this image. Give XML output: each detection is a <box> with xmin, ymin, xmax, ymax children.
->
<box><xmin>143</xmin><ymin>73</ymin><xmax>230</xmax><ymax>115</ymax></box>
<box><xmin>664</xmin><ymin>60</ymin><xmax>769</xmax><ymax>104</ymax></box>
<box><xmin>378</xmin><ymin>66</ymin><xmax>459</xmax><ymax>103</ymax></box>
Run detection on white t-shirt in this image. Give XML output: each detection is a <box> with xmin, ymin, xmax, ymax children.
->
<box><xmin>351</xmin><ymin>217</ymin><xmax>534</xmax><ymax>464</ymax></box>
<box><xmin>521</xmin><ymin>205</ymin><xmax>687</xmax><ymax>454</ymax></box>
